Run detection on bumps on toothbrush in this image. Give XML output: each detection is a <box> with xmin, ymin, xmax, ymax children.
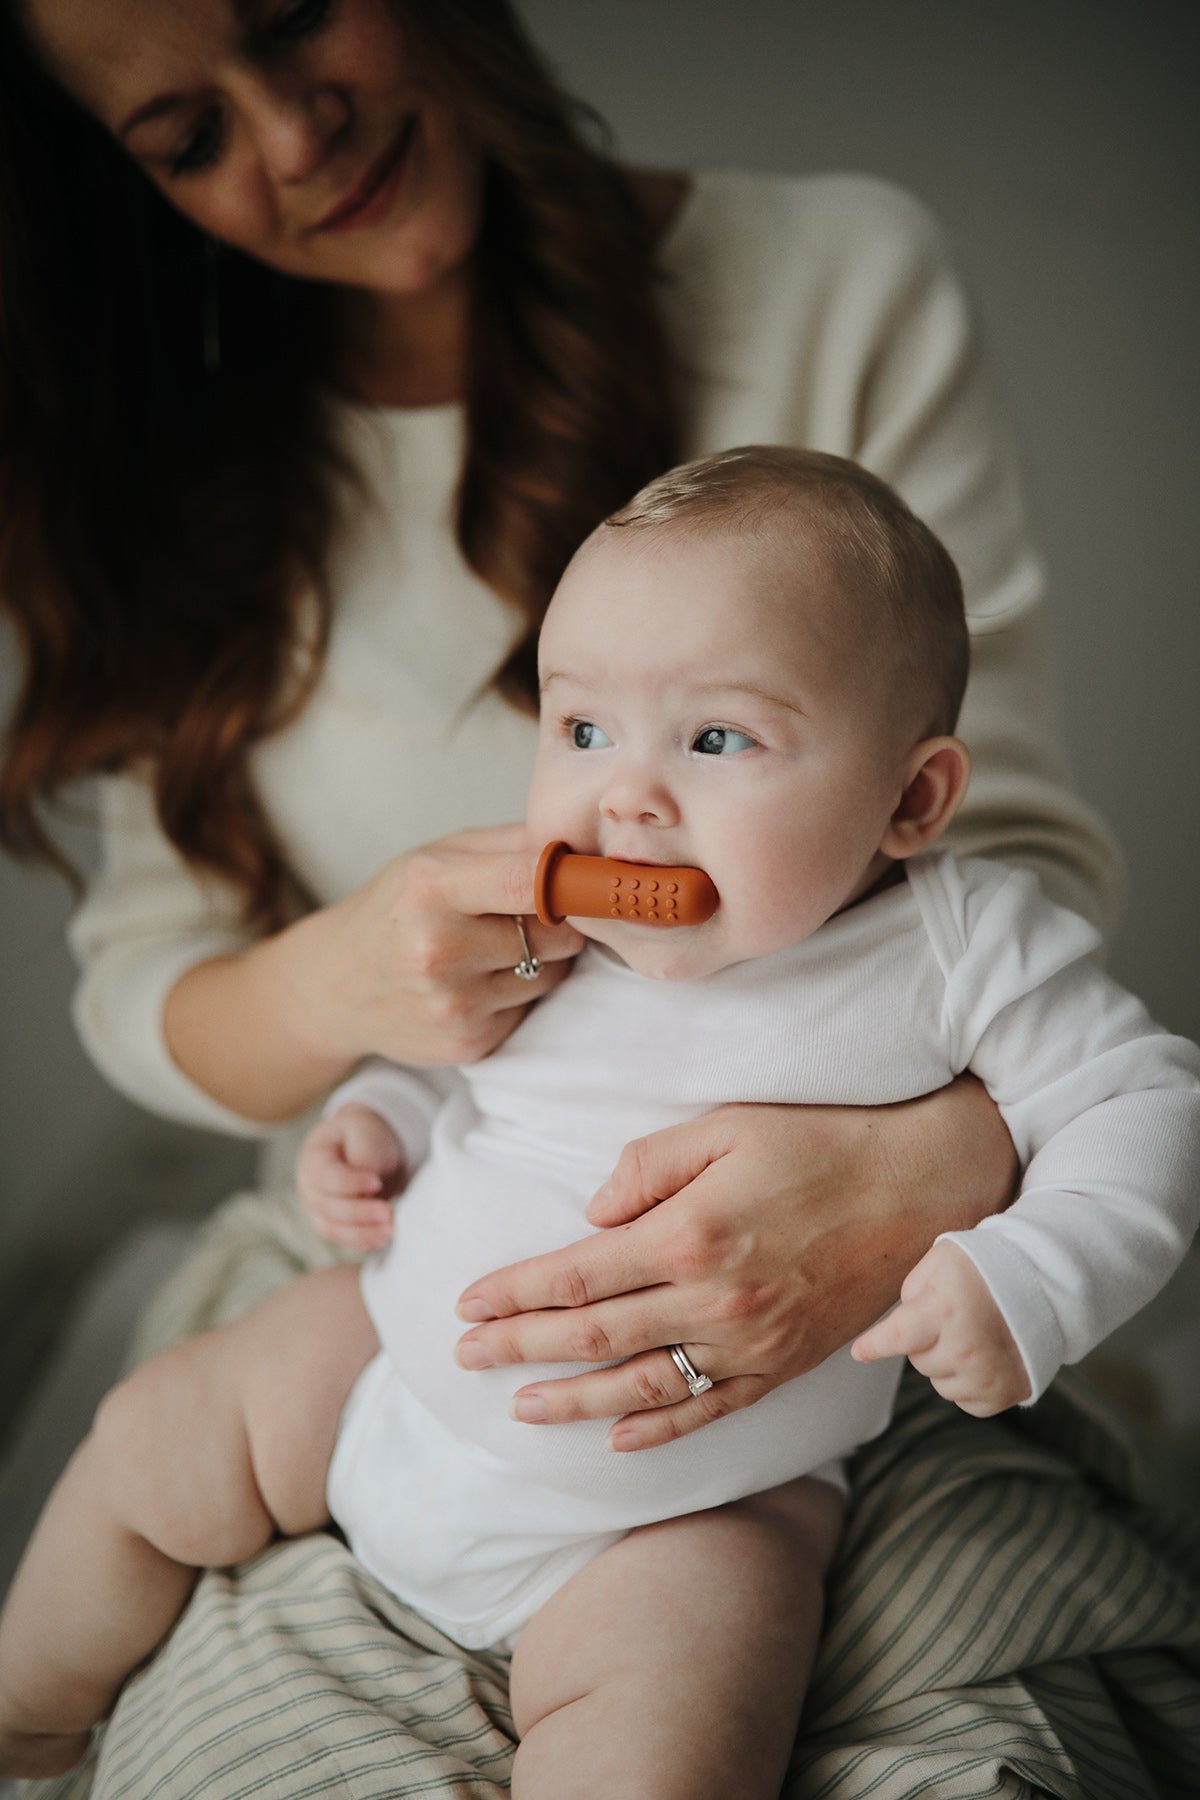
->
<box><xmin>533</xmin><ymin>841</ymin><xmax>719</xmax><ymax>929</ymax></box>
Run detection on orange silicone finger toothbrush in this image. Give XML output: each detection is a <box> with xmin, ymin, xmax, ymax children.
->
<box><xmin>534</xmin><ymin>841</ymin><xmax>718</xmax><ymax>928</ymax></box>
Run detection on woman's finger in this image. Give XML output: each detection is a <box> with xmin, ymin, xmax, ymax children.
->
<box><xmin>586</xmin><ymin>1112</ymin><xmax>734</xmax><ymax>1226</ymax></box>
<box><xmin>455</xmin><ymin>1205</ymin><xmax>680</xmax><ymax>1325</ymax></box>
<box><xmin>607</xmin><ymin>1375</ymin><xmax>772</xmax><ymax>1451</ymax></box>
<box><xmin>490</xmin><ymin>949</ymin><xmax>575</xmax><ymax>1007</ymax></box>
<box><xmin>418</xmin><ymin>842</ymin><xmax>555</xmax><ymax>926</ymax></box>
<box><xmin>455</xmin><ymin>1288</ymin><xmax>681</xmax><ymax>1369</ymax></box>
<box><xmin>509</xmin><ymin>1344</ymin><xmax>724</xmax><ymax>1424</ymax></box>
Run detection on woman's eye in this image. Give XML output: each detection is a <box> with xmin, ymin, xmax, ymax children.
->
<box><xmin>693</xmin><ymin>726</ymin><xmax>757</xmax><ymax>756</ymax></box>
<box><xmin>170</xmin><ymin>111</ymin><xmax>226</xmax><ymax>177</ymax></box>
<box><xmin>570</xmin><ymin>720</ymin><xmax>611</xmax><ymax>750</ymax></box>
<box><xmin>269</xmin><ymin>0</ymin><xmax>334</xmax><ymax>45</ymax></box>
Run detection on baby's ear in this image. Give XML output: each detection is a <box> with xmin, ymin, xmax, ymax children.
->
<box><xmin>879</xmin><ymin>736</ymin><xmax>971</xmax><ymax>859</ymax></box>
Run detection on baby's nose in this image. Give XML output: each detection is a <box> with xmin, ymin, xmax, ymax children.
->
<box><xmin>599</xmin><ymin>766</ymin><xmax>680</xmax><ymax>827</ymax></box>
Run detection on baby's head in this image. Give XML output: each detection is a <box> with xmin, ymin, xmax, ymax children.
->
<box><xmin>526</xmin><ymin>445</ymin><xmax>971</xmax><ymax>979</ymax></box>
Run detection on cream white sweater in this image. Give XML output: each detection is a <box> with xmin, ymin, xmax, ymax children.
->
<box><xmin>68</xmin><ymin>171</ymin><xmax>1122</xmax><ymax>1134</ymax></box>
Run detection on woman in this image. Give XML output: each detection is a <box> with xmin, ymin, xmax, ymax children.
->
<box><xmin>2</xmin><ymin>1</ymin><xmax>1196</xmax><ymax>1795</ymax></box>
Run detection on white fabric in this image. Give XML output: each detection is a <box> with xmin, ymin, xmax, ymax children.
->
<box><xmin>66</xmin><ymin>170</ymin><xmax>1124</xmax><ymax>1134</ymax></box>
<box><xmin>326</xmin><ymin>853</ymin><xmax>1200</xmax><ymax>1648</ymax></box>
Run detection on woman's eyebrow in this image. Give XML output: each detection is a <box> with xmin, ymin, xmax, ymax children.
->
<box><xmin>119</xmin><ymin>0</ymin><xmax>259</xmax><ymax>139</ymax></box>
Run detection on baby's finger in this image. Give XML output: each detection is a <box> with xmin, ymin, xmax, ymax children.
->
<box><xmin>316</xmin><ymin>1221</ymin><xmax>395</xmax><ymax>1252</ymax></box>
<box><xmin>905</xmin><ymin>1348</ymin><xmax>959</xmax><ymax>1382</ymax></box>
<box><xmin>309</xmin><ymin>1156</ymin><xmax>385</xmax><ymax>1198</ymax></box>
<box><xmin>851</xmin><ymin>1302</ymin><xmax>939</xmax><ymax>1364</ymax></box>
<box><xmin>926</xmin><ymin>1372</ymin><xmax>1006</xmax><ymax>1418</ymax></box>
<box><xmin>310</xmin><ymin>1197</ymin><xmax>394</xmax><ymax>1251</ymax></box>
<box><xmin>316</xmin><ymin>1195</ymin><xmax>394</xmax><ymax>1230</ymax></box>
<box><xmin>339</xmin><ymin>1108</ymin><xmax>404</xmax><ymax>1179</ymax></box>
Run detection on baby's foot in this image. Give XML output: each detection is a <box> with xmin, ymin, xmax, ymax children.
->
<box><xmin>0</xmin><ymin>1725</ymin><xmax>92</xmax><ymax>1778</ymax></box>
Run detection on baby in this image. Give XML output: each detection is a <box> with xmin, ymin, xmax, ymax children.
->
<box><xmin>2</xmin><ymin>448</ymin><xmax>1198</xmax><ymax>1797</ymax></box>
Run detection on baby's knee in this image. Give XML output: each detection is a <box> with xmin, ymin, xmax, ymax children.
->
<box><xmin>89</xmin><ymin>1356</ymin><xmax>270</xmax><ymax>1567</ymax></box>
<box><xmin>88</xmin><ymin>1363</ymin><xmax>173</xmax><ymax>1508</ymax></box>
<box><xmin>728</xmin><ymin>1474</ymin><xmax>845</xmax><ymax>1577</ymax></box>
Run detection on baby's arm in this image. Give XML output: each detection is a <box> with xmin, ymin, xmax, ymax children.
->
<box><xmin>298</xmin><ymin>1057</ymin><xmax>457</xmax><ymax>1250</ymax></box>
<box><xmin>860</xmin><ymin>864</ymin><xmax>1200</xmax><ymax>1413</ymax></box>
<box><xmin>851</xmin><ymin>1241</ymin><xmax>1029</xmax><ymax>1415</ymax></box>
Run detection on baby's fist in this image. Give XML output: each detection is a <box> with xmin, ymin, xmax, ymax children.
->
<box><xmin>851</xmin><ymin>1240</ymin><xmax>1031</xmax><ymax>1416</ymax></box>
<box><xmin>297</xmin><ymin>1103</ymin><xmax>406</xmax><ymax>1251</ymax></box>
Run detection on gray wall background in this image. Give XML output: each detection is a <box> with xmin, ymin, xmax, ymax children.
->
<box><xmin>1</xmin><ymin>3</ymin><xmax>1197</xmax><ymax>1311</ymax></box>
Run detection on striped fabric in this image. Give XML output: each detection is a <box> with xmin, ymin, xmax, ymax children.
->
<box><xmin>27</xmin><ymin>1372</ymin><xmax>1200</xmax><ymax>1799</ymax></box>
<box><xmin>25</xmin><ymin>1190</ymin><xmax>1200</xmax><ymax>1798</ymax></box>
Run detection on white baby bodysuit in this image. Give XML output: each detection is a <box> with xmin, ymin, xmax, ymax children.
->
<box><xmin>326</xmin><ymin>853</ymin><xmax>1200</xmax><ymax>1649</ymax></box>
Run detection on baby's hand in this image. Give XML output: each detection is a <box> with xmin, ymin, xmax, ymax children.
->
<box><xmin>850</xmin><ymin>1240</ymin><xmax>1031</xmax><ymax>1416</ymax></box>
<box><xmin>297</xmin><ymin>1103</ymin><xmax>407</xmax><ymax>1251</ymax></box>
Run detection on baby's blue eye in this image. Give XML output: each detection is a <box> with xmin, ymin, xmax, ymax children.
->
<box><xmin>570</xmin><ymin>720</ymin><xmax>611</xmax><ymax>750</ymax></box>
<box><xmin>693</xmin><ymin>726</ymin><xmax>756</xmax><ymax>756</ymax></box>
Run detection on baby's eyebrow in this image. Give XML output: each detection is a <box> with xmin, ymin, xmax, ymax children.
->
<box><xmin>537</xmin><ymin>669</ymin><xmax>580</xmax><ymax>696</ymax></box>
<box><xmin>691</xmin><ymin>680</ymin><xmax>808</xmax><ymax>719</ymax></box>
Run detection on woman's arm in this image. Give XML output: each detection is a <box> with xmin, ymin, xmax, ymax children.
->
<box><xmin>161</xmin><ymin>833</ymin><xmax>579</xmax><ymax>1122</ymax></box>
<box><xmin>70</xmin><ymin>777</ymin><xmax>579</xmax><ymax>1127</ymax></box>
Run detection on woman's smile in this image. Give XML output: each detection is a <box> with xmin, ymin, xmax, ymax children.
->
<box><xmin>25</xmin><ymin>0</ymin><xmax>484</xmax><ymax>299</ymax></box>
<box><xmin>312</xmin><ymin>114</ymin><xmax>418</xmax><ymax>234</ymax></box>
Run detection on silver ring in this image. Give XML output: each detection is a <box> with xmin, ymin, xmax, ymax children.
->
<box><xmin>669</xmin><ymin>1344</ymin><xmax>714</xmax><ymax>1398</ymax></box>
<box><xmin>513</xmin><ymin>917</ymin><xmax>542</xmax><ymax>982</ymax></box>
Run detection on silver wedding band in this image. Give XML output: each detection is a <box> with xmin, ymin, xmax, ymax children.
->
<box><xmin>513</xmin><ymin>916</ymin><xmax>543</xmax><ymax>982</ymax></box>
<box><xmin>669</xmin><ymin>1344</ymin><xmax>714</xmax><ymax>1398</ymax></box>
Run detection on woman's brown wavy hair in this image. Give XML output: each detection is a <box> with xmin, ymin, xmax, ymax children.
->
<box><xmin>0</xmin><ymin>0</ymin><xmax>679</xmax><ymax>926</ymax></box>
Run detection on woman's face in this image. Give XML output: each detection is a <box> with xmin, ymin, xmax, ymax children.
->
<box><xmin>24</xmin><ymin>0</ymin><xmax>484</xmax><ymax>296</ymax></box>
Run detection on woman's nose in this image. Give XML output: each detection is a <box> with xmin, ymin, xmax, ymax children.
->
<box><xmin>241</xmin><ymin>74</ymin><xmax>350</xmax><ymax>184</ymax></box>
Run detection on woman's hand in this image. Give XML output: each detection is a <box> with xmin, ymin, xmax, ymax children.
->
<box><xmin>454</xmin><ymin>1079</ymin><xmax>1018</xmax><ymax>1449</ymax></box>
<box><xmin>303</xmin><ymin>823</ymin><xmax>583</xmax><ymax>1068</ymax></box>
<box><xmin>165</xmin><ymin>823</ymin><xmax>583</xmax><ymax>1122</ymax></box>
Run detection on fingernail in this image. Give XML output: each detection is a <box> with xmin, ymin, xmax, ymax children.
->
<box><xmin>509</xmin><ymin>1394</ymin><xmax>548</xmax><ymax>1423</ymax></box>
<box><xmin>455</xmin><ymin>1341</ymin><xmax>494</xmax><ymax>1370</ymax></box>
<box><xmin>608</xmin><ymin>1426</ymin><xmax>642</xmax><ymax>1452</ymax></box>
<box><xmin>456</xmin><ymin>1300</ymin><xmax>497</xmax><ymax>1323</ymax></box>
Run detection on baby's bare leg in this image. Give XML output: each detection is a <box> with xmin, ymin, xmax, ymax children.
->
<box><xmin>0</xmin><ymin>1264</ymin><xmax>377</xmax><ymax>1779</ymax></box>
<box><xmin>510</xmin><ymin>1475</ymin><xmax>843</xmax><ymax>1800</ymax></box>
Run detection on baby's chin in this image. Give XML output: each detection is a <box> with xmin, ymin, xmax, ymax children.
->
<box><xmin>575</xmin><ymin>917</ymin><xmax>732</xmax><ymax>982</ymax></box>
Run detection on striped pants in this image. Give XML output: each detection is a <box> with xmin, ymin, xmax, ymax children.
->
<box><xmin>27</xmin><ymin>1196</ymin><xmax>1200</xmax><ymax>1800</ymax></box>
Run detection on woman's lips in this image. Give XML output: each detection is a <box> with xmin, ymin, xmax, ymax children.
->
<box><xmin>314</xmin><ymin>118</ymin><xmax>416</xmax><ymax>233</ymax></box>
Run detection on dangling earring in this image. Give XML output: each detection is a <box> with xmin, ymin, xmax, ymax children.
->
<box><xmin>203</xmin><ymin>235</ymin><xmax>222</xmax><ymax>375</ymax></box>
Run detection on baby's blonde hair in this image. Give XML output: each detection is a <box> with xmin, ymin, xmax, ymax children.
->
<box><xmin>605</xmin><ymin>446</ymin><xmax>968</xmax><ymax>737</ymax></box>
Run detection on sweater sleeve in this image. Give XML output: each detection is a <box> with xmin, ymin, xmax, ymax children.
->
<box><xmin>934</xmin><ymin>864</ymin><xmax>1200</xmax><ymax>1402</ymax></box>
<box><xmin>803</xmin><ymin>176</ymin><xmax>1125</xmax><ymax>936</ymax></box>
<box><xmin>67</xmin><ymin>772</ymin><xmax>267</xmax><ymax>1136</ymax></box>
